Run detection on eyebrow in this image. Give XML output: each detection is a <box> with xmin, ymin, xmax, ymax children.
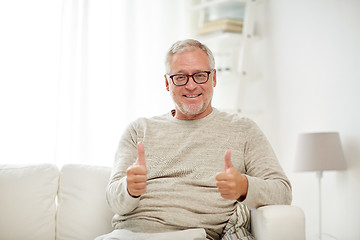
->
<box><xmin>172</xmin><ymin>69</ymin><xmax>210</xmax><ymax>74</ymax></box>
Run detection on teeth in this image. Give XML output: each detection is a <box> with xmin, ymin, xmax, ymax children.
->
<box><xmin>185</xmin><ymin>94</ymin><xmax>200</xmax><ymax>98</ymax></box>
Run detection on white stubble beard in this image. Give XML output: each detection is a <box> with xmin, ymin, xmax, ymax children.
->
<box><xmin>170</xmin><ymin>91</ymin><xmax>213</xmax><ymax>116</ymax></box>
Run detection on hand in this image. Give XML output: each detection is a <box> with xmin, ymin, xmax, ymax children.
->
<box><xmin>216</xmin><ymin>150</ymin><xmax>248</xmax><ymax>200</ymax></box>
<box><xmin>126</xmin><ymin>142</ymin><xmax>147</xmax><ymax>197</ymax></box>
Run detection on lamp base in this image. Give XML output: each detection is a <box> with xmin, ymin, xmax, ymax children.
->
<box><xmin>316</xmin><ymin>171</ymin><xmax>323</xmax><ymax>240</ymax></box>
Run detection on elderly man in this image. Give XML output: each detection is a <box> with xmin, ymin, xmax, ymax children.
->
<box><xmin>97</xmin><ymin>39</ymin><xmax>292</xmax><ymax>240</ymax></box>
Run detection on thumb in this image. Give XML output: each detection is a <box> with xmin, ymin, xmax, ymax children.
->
<box><xmin>224</xmin><ymin>149</ymin><xmax>233</xmax><ymax>171</ymax></box>
<box><xmin>136</xmin><ymin>142</ymin><xmax>146</xmax><ymax>166</ymax></box>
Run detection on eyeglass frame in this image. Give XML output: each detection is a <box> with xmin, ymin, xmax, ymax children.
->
<box><xmin>166</xmin><ymin>69</ymin><xmax>214</xmax><ymax>86</ymax></box>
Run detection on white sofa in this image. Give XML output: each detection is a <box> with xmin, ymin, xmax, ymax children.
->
<box><xmin>0</xmin><ymin>164</ymin><xmax>305</xmax><ymax>240</ymax></box>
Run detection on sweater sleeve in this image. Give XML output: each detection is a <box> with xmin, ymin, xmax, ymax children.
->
<box><xmin>240</xmin><ymin>119</ymin><xmax>292</xmax><ymax>208</ymax></box>
<box><xmin>106</xmin><ymin>122</ymin><xmax>142</xmax><ymax>215</ymax></box>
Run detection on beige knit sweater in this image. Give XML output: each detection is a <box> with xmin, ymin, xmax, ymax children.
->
<box><xmin>106</xmin><ymin>108</ymin><xmax>292</xmax><ymax>240</ymax></box>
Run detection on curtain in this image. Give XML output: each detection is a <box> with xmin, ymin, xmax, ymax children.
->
<box><xmin>0</xmin><ymin>0</ymin><xmax>188</xmax><ymax>166</ymax></box>
<box><xmin>0</xmin><ymin>0</ymin><xmax>62</xmax><ymax>165</ymax></box>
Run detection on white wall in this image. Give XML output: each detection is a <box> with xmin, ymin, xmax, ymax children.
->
<box><xmin>262</xmin><ymin>1</ymin><xmax>360</xmax><ymax>239</ymax></box>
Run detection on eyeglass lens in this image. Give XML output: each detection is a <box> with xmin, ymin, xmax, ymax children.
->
<box><xmin>172</xmin><ymin>71</ymin><xmax>210</xmax><ymax>86</ymax></box>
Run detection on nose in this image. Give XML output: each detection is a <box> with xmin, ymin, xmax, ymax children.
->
<box><xmin>185</xmin><ymin>76</ymin><xmax>198</xmax><ymax>90</ymax></box>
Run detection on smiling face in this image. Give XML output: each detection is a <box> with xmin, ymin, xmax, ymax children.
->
<box><xmin>165</xmin><ymin>48</ymin><xmax>216</xmax><ymax>120</ymax></box>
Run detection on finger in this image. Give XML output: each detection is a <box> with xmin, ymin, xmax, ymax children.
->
<box><xmin>129</xmin><ymin>174</ymin><xmax>147</xmax><ymax>183</ymax></box>
<box><xmin>220</xmin><ymin>193</ymin><xmax>234</xmax><ymax>200</ymax></box>
<box><xmin>127</xmin><ymin>176</ymin><xmax>147</xmax><ymax>197</ymax></box>
<box><xmin>136</xmin><ymin>142</ymin><xmax>146</xmax><ymax>166</ymax></box>
<box><xmin>216</xmin><ymin>181</ymin><xmax>229</xmax><ymax>190</ymax></box>
<box><xmin>224</xmin><ymin>149</ymin><xmax>233</xmax><ymax>171</ymax></box>
<box><xmin>128</xmin><ymin>184</ymin><xmax>146</xmax><ymax>197</ymax></box>
<box><xmin>127</xmin><ymin>164</ymin><xmax>147</xmax><ymax>176</ymax></box>
<box><xmin>131</xmin><ymin>182</ymin><xmax>147</xmax><ymax>191</ymax></box>
<box><xmin>215</xmin><ymin>172</ymin><xmax>229</xmax><ymax>181</ymax></box>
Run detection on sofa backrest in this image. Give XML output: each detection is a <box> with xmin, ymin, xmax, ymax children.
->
<box><xmin>0</xmin><ymin>164</ymin><xmax>59</xmax><ymax>240</ymax></box>
<box><xmin>0</xmin><ymin>164</ymin><xmax>114</xmax><ymax>240</ymax></box>
<box><xmin>56</xmin><ymin>164</ymin><xmax>114</xmax><ymax>240</ymax></box>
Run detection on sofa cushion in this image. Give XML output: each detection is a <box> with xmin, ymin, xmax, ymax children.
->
<box><xmin>56</xmin><ymin>164</ymin><xmax>114</xmax><ymax>240</ymax></box>
<box><xmin>0</xmin><ymin>164</ymin><xmax>59</xmax><ymax>240</ymax></box>
<box><xmin>221</xmin><ymin>202</ymin><xmax>254</xmax><ymax>240</ymax></box>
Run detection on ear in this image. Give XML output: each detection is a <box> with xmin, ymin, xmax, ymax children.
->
<box><xmin>212</xmin><ymin>69</ymin><xmax>217</xmax><ymax>87</ymax></box>
<box><xmin>164</xmin><ymin>74</ymin><xmax>170</xmax><ymax>91</ymax></box>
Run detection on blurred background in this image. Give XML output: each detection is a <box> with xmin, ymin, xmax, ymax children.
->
<box><xmin>0</xmin><ymin>0</ymin><xmax>359</xmax><ymax>239</ymax></box>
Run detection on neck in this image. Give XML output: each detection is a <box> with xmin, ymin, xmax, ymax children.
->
<box><xmin>173</xmin><ymin>106</ymin><xmax>214</xmax><ymax>120</ymax></box>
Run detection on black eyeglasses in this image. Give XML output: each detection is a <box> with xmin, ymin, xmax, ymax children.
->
<box><xmin>167</xmin><ymin>70</ymin><xmax>213</xmax><ymax>86</ymax></box>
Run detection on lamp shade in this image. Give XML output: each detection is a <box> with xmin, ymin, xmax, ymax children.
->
<box><xmin>295</xmin><ymin>132</ymin><xmax>346</xmax><ymax>172</ymax></box>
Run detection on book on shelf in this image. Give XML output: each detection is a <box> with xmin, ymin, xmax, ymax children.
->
<box><xmin>198</xmin><ymin>18</ymin><xmax>243</xmax><ymax>35</ymax></box>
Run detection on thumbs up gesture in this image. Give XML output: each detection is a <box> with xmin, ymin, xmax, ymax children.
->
<box><xmin>126</xmin><ymin>142</ymin><xmax>147</xmax><ymax>197</ymax></box>
<box><xmin>216</xmin><ymin>150</ymin><xmax>248</xmax><ymax>200</ymax></box>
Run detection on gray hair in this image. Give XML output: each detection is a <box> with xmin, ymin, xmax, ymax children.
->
<box><xmin>165</xmin><ymin>39</ymin><xmax>215</xmax><ymax>74</ymax></box>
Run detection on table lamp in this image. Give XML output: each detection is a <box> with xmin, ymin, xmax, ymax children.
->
<box><xmin>295</xmin><ymin>132</ymin><xmax>346</xmax><ymax>240</ymax></box>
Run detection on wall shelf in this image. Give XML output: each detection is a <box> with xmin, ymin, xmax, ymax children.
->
<box><xmin>191</xmin><ymin>0</ymin><xmax>247</xmax><ymax>11</ymax></box>
<box><xmin>188</xmin><ymin>0</ymin><xmax>262</xmax><ymax>116</ymax></box>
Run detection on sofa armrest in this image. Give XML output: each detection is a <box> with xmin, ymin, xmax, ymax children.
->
<box><xmin>251</xmin><ymin>205</ymin><xmax>305</xmax><ymax>240</ymax></box>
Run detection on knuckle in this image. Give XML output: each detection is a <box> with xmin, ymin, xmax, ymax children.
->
<box><xmin>126</xmin><ymin>167</ymin><xmax>134</xmax><ymax>175</ymax></box>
